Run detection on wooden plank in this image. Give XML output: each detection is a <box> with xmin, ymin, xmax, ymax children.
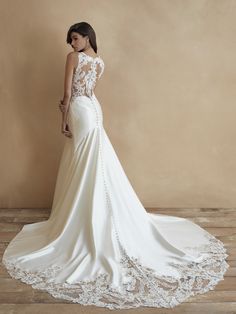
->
<box><xmin>0</xmin><ymin>217</ymin><xmax>49</xmax><ymax>223</ymax></box>
<box><xmin>0</xmin><ymin>291</ymin><xmax>69</xmax><ymax>304</ymax></box>
<box><xmin>226</xmin><ymin>267</ymin><xmax>236</xmax><ymax>276</ymax></box>
<box><xmin>183</xmin><ymin>217</ymin><xmax>236</xmax><ymax>228</ymax></box>
<box><xmin>204</xmin><ymin>227</ymin><xmax>236</xmax><ymax>236</ymax></box>
<box><xmin>186</xmin><ymin>291</ymin><xmax>236</xmax><ymax>303</ymax></box>
<box><xmin>0</xmin><ymin>208</ymin><xmax>50</xmax><ymax>216</ymax></box>
<box><xmin>147</xmin><ymin>208</ymin><xmax>236</xmax><ymax>217</ymax></box>
<box><xmin>0</xmin><ymin>223</ymin><xmax>24</xmax><ymax>232</ymax></box>
<box><xmin>0</xmin><ymin>302</ymin><xmax>236</xmax><ymax>314</ymax></box>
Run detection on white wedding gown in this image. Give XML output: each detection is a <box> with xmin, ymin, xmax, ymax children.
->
<box><xmin>2</xmin><ymin>51</ymin><xmax>229</xmax><ymax>310</ymax></box>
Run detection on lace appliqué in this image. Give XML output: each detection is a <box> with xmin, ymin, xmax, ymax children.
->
<box><xmin>2</xmin><ymin>231</ymin><xmax>229</xmax><ymax>310</ymax></box>
<box><xmin>71</xmin><ymin>52</ymin><xmax>105</xmax><ymax>99</ymax></box>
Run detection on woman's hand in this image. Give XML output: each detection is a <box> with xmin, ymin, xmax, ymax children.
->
<box><xmin>61</xmin><ymin>122</ymin><xmax>73</xmax><ymax>138</ymax></box>
<box><xmin>59</xmin><ymin>100</ymin><xmax>66</xmax><ymax>113</ymax></box>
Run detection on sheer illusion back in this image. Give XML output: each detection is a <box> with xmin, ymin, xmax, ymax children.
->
<box><xmin>71</xmin><ymin>51</ymin><xmax>105</xmax><ymax>99</ymax></box>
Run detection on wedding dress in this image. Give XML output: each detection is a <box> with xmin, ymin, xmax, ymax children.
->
<box><xmin>2</xmin><ymin>51</ymin><xmax>230</xmax><ymax>310</ymax></box>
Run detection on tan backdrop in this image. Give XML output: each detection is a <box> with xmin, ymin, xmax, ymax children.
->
<box><xmin>1</xmin><ymin>0</ymin><xmax>236</xmax><ymax>208</ymax></box>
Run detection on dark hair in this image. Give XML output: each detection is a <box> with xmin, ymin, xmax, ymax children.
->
<box><xmin>66</xmin><ymin>22</ymin><xmax>98</xmax><ymax>53</ymax></box>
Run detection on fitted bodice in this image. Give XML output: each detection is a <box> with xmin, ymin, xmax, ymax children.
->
<box><xmin>71</xmin><ymin>51</ymin><xmax>105</xmax><ymax>99</ymax></box>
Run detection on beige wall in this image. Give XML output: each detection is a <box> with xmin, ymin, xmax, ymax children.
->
<box><xmin>1</xmin><ymin>0</ymin><xmax>236</xmax><ymax>208</ymax></box>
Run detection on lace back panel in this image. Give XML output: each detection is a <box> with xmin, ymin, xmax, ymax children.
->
<box><xmin>71</xmin><ymin>52</ymin><xmax>105</xmax><ymax>99</ymax></box>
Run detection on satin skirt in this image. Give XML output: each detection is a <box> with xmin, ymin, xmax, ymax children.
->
<box><xmin>2</xmin><ymin>94</ymin><xmax>230</xmax><ymax>310</ymax></box>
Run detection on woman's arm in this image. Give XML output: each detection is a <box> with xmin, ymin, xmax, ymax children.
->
<box><xmin>61</xmin><ymin>52</ymin><xmax>76</xmax><ymax>126</ymax></box>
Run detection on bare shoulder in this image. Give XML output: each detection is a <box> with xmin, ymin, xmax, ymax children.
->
<box><xmin>65</xmin><ymin>51</ymin><xmax>78</xmax><ymax>69</ymax></box>
<box><xmin>67</xmin><ymin>51</ymin><xmax>78</xmax><ymax>57</ymax></box>
<box><xmin>66</xmin><ymin>51</ymin><xmax>78</xmax><ymax>61</ymax></box>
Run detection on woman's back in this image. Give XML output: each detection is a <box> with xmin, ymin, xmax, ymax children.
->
<box><xmin>71</xmin><ymin>51</ymin><xmax>105</xmax><ymax>99</ymax></box>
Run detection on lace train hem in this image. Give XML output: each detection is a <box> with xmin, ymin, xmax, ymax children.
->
<box><xmin>1</xmin><ymin>231</ymin><xmax>229</xmax><ymax>310</ymax></box>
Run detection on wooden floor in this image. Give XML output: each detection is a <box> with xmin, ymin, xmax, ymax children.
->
<box><xmin>0</xmin><ymin>208</ymin><xmax>235</xmax><ymax>314</ymax></box>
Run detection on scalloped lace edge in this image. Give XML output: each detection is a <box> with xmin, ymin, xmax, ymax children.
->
<box><xmin>1</xmin><ymin>231</ymin><xmax>230</xmax><ymax>310</ymax></box>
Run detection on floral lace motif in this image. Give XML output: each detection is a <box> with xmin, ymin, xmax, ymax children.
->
<box><xmin>71</xmin><ymin>52</ymin><xmax>105</xmax><ymax>99</ymax></box>
<box><xmin>2</xmin><ymin>231</ymin><xmax>229</xmax><ymax>310</ymax></box>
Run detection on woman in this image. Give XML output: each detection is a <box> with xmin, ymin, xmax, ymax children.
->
<box><xmin>2</xmin><ymin>21</ymin><xmax>230</xmax><ymax>310</ymax></box>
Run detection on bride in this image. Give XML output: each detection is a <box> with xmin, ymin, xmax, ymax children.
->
<box><xmin>2</xmin><ymin>21</ymin><xmax>229</xmax><ymax>310</ymax></box>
